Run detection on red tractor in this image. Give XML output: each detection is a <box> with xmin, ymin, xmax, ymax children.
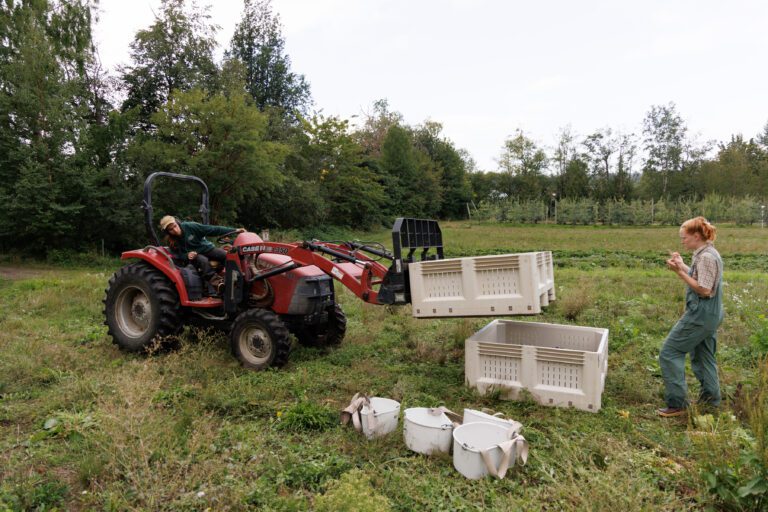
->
<box><xmin>103</xmin><ymin>172</ymin><xmax>443</xmax><ymax>370</ymax></box>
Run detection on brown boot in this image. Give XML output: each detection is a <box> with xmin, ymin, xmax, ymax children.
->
<box><xmin>209</xmin><ymin>274</ymin><xmax>224</xmax><ymax>296</ymax></box>
<box><xmin>657</xmin><ymin>407</ymin><xmax>686</xmax><ymax>418</ymax></box>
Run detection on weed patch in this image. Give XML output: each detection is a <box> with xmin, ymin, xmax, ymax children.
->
<box><xmin>314</xmin><ymin>469</ymin><xmax>392</xmax><ymax>512</ymax></box>
<box><xmin>276</xmin><ymin>401</ymin><xmax>337</xmax><ymax>432</ymax></box>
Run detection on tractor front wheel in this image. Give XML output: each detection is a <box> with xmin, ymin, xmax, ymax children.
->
<box><xmin>230</xmin><ymin>309</ymin><xmax>291</xmax><ymax>370</ymax></box>
<box><xmin>103</xmin><ymin>262</ymin><xmax>182</xmax><ymax>352</ymax></box>
<box><xmin>293</xmin><ymin>304</ymin><xmax>347</xmax><ymax>348</ymax></box>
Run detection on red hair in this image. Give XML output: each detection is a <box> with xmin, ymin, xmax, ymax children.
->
<box><xmin>681</xmin><ymin>216</ymin><xmax>716</xmax><ymax>242</ymax></box>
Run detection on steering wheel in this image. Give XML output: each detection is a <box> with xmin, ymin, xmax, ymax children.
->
<box><xmin>216</xmin><ymin>230</ymin><xmax>241</xmax><ymax>245</ymax></box>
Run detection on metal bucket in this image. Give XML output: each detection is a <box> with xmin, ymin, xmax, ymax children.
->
<box><xmin>403</xmin><ymin>407</ymin><xmax>454</xmax><ymax>455</ymax></box>
<box><xmin>453</xmin><ymin>422</ymin><xmax>516</xmax><ymax>479</ymax></box>
<box><xmin>462</xmin><ymin>409</ymin><xmax>522</xmax><ymax>434</ymax></box>
<box><xmin>359</xmin><ymin>397</ymin><xmax>400</xmax><ymax>439</ymax></box>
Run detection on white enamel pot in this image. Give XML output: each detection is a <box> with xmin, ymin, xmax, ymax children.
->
<box><xmin>462</xmin><ymin>408</ymin><xmax>522</xmax><ymax>434</ymax></box>
<box><xmin>403</xmin><ymin>407</ymin><xmax>454</xmax><ymax>455</ymax></box>
<box><xmin>359</xmin><ymin>397</ymin><xmax>400</xmax><ymax>439</ymax></box>
<box><xmin>452</xmin><ymin>422</ymin><xmax>516</xmax><ymax>479</ymax></box>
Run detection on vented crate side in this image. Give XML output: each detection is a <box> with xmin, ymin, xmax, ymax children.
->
<box><xmin>466</xmin><ymin>320</ymin><xmax>608</xmax><ymax>412</ymax></box>
<box><xmin>409</xmin><ymin>253</ymin><xmax>550</xmax><ymax>318</ymax></box>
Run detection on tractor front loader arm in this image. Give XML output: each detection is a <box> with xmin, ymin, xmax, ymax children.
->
<box><xmin>240</xmin><ymin>217</ymin><xmax>443</xmax><ymax>307</ymax></box>
<box><xmin>252</xmin><ymin>242</ymin><xmax>389</xmax><ymax>304</ymax></box>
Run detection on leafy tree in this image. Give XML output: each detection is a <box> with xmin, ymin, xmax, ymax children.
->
<box><xmin>226</xmin><ymin>0</ymin><xmax>310</xmax><ymax>116</ymax></box>
<box><xmin>613</xmin><ymin>132</ymin><xmax>637</xmax><ymax>200</ymax></box>
<box><xmin>557</xmin><ymin>158</ymin><xmax>590</xmax><ymax>199</ymax></box>
<box><xmin>413</xmin><ymin>121</ymin><xmax>472</xmax><ymax>219</ymax></box>
<box><xmin>582</xmin><ymin>129</ymin><xmax>616</xmax><ymax>200</ymax></box>
<box><xmin>550</xmin><ymin>127</ymin><xmax>588</xmax><ymax>200</ymax></box>
<box><xmin>469</xmin><ymin>170</ymin><xmax>504</xmax><ymax>203</ymax></box>
<box><xmin>700</xmin><ymin>136</ymin><xmax>767</xmax><ymax>198</ymax></box>
<box><xmin>553</xmin><ymin>126</ymin><xmax>577</xmax><ymax>177</ymax></box>
<box><xmin>295</xmin><ymin>114</ymin><xmax>387</xmax><ymax>228</ymax></box>
<box><xmin>413</xmin><ymin>144</ymin><xmax>443</xmax><ymax>218</ymax></box>
<box><xmin>581</xmin><ymin>129</ymin><xmax>636</xmax><ymax>200</ymax></box>
<box><xmin>638</xmin><ymin>103</ymin><xmax>710</xmax><ymax>199</ymax></box>
<box><xmin>126</xmin><ymin>83</ymin><xmax>288</xmax><ymax>225</ymax></box>
<box><xmin>238</xmin><ymin>175</ymin><xmax>327</xmax><ymax>229</ymax></box>
<box><xmin>120</xmin><ymin>0</ymin><xmax>218</xmax><ymax>131</ymax></box>
<box><xmin>497</xmin><ymin>129</ymin><xmax>548</xmax><ymax>200</ymax></box>
<box><xmin>640</xmin><ymin>103</ymin><xmax>685</xmax><ymax>197</ymax></box>
<box><xmin>757</xmin><ymin>120</ymin><xmax>768</xmax><ymax>149</ymax></box>
<box><xmin>0</xmin><ymin>0</ymin><xmax>107</xmax><ymax>252</ymax></box>
<box><xmin>379</xmin><ymin>125</ymin><xmax>440</xmax><ymax>217</ymax></box>
<box><xmin>355</xmin><ymin>99</ymin><xmax>404</xmax><ymax>159</ymax></box>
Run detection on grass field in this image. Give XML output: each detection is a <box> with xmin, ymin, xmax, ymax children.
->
<box><xmin>1</xmin><ymin>223</ymin><xmax>767</xmax><ymax>511</ymax></box>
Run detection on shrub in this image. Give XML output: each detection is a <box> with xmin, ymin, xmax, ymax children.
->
<box><xmin>605</xmin><ymin>199</ymin><xmax>633</xmax><ymax>225</ymax></box>
<box><xmin>697</xmin><ymin>358</ymin><xmax>768</xmax><ymax>511</ymax></box>
<box><xmin>700</xmin><ymin>193</ymin><xmax>728</xmax><ymax>223</ymax></box>
<box><xmin>730</xmin><ymin>196</ymin><xmax>762</xmax><ymax>226</ymax></box>
<box><xmin>276</xmin><ymin>400</ymin><xmax>337</xmax><ymax>432</ymax></box>
<box><xmin>559</xmin><ymin>283</ymin><xmax>593</xmax><ymax>321</ymax></box>
<box><xmin>0</xmin><ymin>477</ymin><xmax>68</xmax><ymax>511</ymax></box>
<box><xmin>279</xmin><ymin>453</ymin><xmax>353</xmax><ymax>493</ymax></box>
<box><xmin>750</xmin><ymin>315</ymin><xmax>768</xmax><ymax>355</ymax></box>
<box><xmin>314</xmin><ymin>470</ymin><xmax>392</xmax><ymax>512</ymax></box>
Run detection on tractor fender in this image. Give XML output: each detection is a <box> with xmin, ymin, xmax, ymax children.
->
<box><xmin>121</xmin><ymin>247</ymin><xmax>193</xmax><ymax>304</ymax></box>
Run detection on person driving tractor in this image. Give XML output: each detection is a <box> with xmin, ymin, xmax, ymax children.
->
<box><xmin>159</xmin><ymin>215</ymin><xmax>244</xmax><ymax>293</ymax></box>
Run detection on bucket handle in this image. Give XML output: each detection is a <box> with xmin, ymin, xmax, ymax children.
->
<box><xmin>428</xmin><ymin>406</ymin><xmax>462</xmax><ymax>427</ymax></box>
<box><xmin>340</xmin><ymin>393</ymin><xmax>377</xmax><ymax>434</ymax></box>
<box><xmin>479</xmin><ymin>431</ymin><xmax>529</xmax><ymax>479</ymax></box>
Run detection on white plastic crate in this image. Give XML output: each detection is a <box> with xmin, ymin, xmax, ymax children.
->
<box><xmin>465</xmin><ymin>320</ymin><xmax>608</xmax><ymax>412</ymax></box>
<box><xmin>531</xmin><ymin>251</ymin><xmax>556</xmax><ymax>306</ymax></box>
<box><xmin>409</xmin><ymin>253</ymin><xmax>546</xmax><ymax>318</ymax></box>
<box><xmin>538</xmin><ymin>251</ymin><xmax>555</xmax><ymax>303</ymax></box>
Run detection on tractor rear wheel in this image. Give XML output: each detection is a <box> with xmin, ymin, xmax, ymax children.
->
<box><xmin>293</xmin><ymin>304</ymin><xmax>347</xmax><ymax>347</ymax></box>
<box><xmin>103</xmin><ymin>262</ymin><xmax>182</xmax><ymax>352</ymax></box>
<box><xmin>230</xmin><ymin>309</ymin><xmax>291</xmax><ymax>370</ymax></box>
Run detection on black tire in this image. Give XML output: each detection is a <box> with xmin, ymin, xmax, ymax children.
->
<box><xmin>230</xmin><ymin>309</ymin><xmax>291</xmax><ymax>370</ymax></box>
<box><xmin>103</xmin><ymin>262</ymin><xmax>182</xmax><ymax>352</ymax></box>
<box><xmin>293</xmin><ymin>304</ymin><xmax>347</xmax><ymax>347</ymax></box>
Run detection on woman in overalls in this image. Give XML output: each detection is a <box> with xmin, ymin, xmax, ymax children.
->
<box><xmin>658</xmin><ymin>217</ymin><xmax>724</xmax><ymax>417</ymax></box>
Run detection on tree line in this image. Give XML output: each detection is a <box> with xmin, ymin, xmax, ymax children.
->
<box><xmin>1</xmin><ymin>0</ymin><xmax>766</xmax><ymax>254</ymax></box>
<box><xmin>474</xmin><ymin>108</ymin><xmax>768</xmax><ymax>207</ymax></box>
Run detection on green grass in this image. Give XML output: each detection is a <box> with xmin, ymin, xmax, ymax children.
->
<box><xmin>1</xmin><ymin>223</ymin><xmax>767</xmax><ymax>510</ymax></box>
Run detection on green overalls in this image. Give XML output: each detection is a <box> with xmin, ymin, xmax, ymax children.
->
<box><xmin>659</xmin><ymin>245</ymin><xmax>724</xmax><ymax>408</ymax></box>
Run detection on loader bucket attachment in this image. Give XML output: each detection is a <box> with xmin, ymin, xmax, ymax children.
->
<box><xmin>378</xmin><ymin>218</ymin><xmax>443</xmax><ymax>305</ymax></box>
<box><xmin>392</xmin><ymin>218</ymin><xmax>443</xmax><ymax>263</ymax></box>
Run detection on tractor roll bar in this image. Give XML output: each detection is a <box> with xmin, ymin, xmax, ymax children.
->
<box><xmin>143</xmin><ymin>172</ymin><xmax>210</xmax><ymax>246</ymax></box>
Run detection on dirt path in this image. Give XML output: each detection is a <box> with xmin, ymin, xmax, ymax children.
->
<box><xmin>0</xmin><ymin>266</ymin><xmax>45</xmax><ymax>281</ymax></box>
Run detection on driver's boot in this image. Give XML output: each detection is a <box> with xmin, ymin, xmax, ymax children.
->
<box><xmin>208</xmin><ymin>274</ymin><xmax>224</xmax><ymax>296</ymax></box>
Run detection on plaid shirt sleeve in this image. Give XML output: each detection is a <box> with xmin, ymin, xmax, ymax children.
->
<box><xmin>694</xmin><ymin>253</ymin><xmax>719</xmax><ymax>294</ymax></box>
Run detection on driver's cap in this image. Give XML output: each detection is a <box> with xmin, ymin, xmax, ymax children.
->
<box><xmin>159</xmin><ymin>215</ymin><xmax>176</xmax><ymax>231</ymax></box>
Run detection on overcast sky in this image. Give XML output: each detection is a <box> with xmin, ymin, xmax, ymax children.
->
<box><xmin>93</xmin><ymin>0</ymin><xmax>768</xmax><ymax>171</ymax></box>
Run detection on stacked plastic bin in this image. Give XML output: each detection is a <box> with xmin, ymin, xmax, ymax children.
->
<box><xmin>409</xmin><ymin>251</ymin><xmax>608</xmax><ymax>413</ymax></box>
<box><xmin>409</xmin><ymin>251</ymin><xmax>555</xmax><ymax>318</ymax></box>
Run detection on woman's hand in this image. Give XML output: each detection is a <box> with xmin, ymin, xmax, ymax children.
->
<box><xmin>666</xmin><ymin>258</ymin><xmax>680</xmax><ymax>271</ymax></box>
<box><xmin>666</xmin><ymin>252</ymin><xmax>685</xmax><ymax>272</ymax></box>
<box><xmin>670</xmin><ymin>252</ymin><xmax>684</xmax><ymax>267</ymax></box>
<box><xmin>188</xmin><ymin>251</ymin><xmax>198</xmax><ymax>260</ymax></box>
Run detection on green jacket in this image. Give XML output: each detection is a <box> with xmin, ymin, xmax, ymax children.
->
<box><xmin>168</xmin><ymin>220</ymin><xmax>236</xmax><ymax>260</ymax></box>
